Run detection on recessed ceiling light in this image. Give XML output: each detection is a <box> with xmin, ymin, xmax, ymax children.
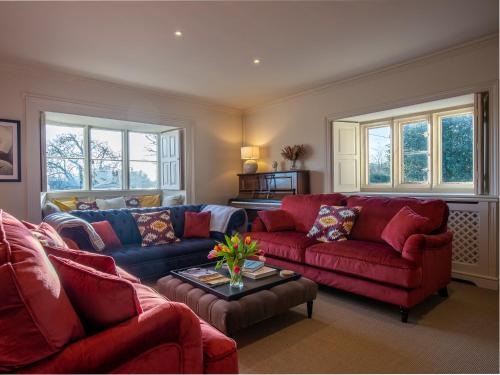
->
<box><xmin>174</xmin><ymin>30</ymin><xmax>182</xmax><ymax>37</ymax></box>
<box><xmin>253</xmin><ymin>58</ymin><xmax>261</xmax><ymax>65</ymax></box>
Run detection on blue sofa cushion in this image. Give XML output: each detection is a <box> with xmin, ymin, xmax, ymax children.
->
<box><xmin>70</xmin><ymin>205</ymin><xmax>204</xmax><ymax>245</ymax></box>
<box><xmin>107</xmin><ymin>238</ymin><xmax>216</xmax><ymax>266</ymax></box>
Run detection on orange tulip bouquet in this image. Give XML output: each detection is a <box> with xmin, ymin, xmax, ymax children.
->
<box><xmin>208</xmin><ymin>234</ymin><xmax>263</xmax><ymax>288</ymax></box>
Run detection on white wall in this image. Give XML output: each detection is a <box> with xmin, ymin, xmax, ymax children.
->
<box><xmin>0</xmin><ymin>63</ymin><xmax>242</xmax><ymax>220</ymax></box>
<box><xmin>243</xmin><ymin>36</ymin><xmax>499</xmax><ymax>194</ymax></box>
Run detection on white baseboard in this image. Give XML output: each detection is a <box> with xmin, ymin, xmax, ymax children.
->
<box><xmin>452</xmin><ymin>271</ymin><xmax>499</xmax><ymax>290</ymax></box>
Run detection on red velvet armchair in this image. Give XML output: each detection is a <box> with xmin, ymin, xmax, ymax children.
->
<box><xmin>0</xmin><ymin>209</ymin><xmax>238</xmax><ymax>374</ymax></box>
<box><xmin>19</xmin><ymin>293</ymin><xmax>239</xmax><ymax>374</ymax></box>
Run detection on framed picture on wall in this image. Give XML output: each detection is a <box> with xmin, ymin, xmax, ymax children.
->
<box><xmin>0</xmin><ymin>119</ymin><xmax>21</xmax><ymax>182</ymax></box>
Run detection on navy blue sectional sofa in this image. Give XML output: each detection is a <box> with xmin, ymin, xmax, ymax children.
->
<box><xmin>63</xmin><ymin>205</ymin><xmax>246</xmax><ymax>282</ymax></box>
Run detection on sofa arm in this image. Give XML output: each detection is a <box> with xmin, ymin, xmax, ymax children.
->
<box><xmin>21</xmin><ymin>302</ymin><xmax>203</xmax><ymax>374</ymax></box>
<box><xmin>200</xmin><ymin>319</ymin><xmax>238</xmax><ymax>374</ymax></box>
<box><xmin>402</xmin><ymin>231</ymin><xmax>453</xmax><ymax>264</ymax></box>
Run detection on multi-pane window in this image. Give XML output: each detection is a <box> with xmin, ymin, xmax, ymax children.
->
<box><xmin>400</xmin><ymin>119</ymin><xmax>430</xmax><ymax>184</ymax></box>
<box><xmin>45</xmin><ymin>124</ymin><xmax>161</xmax><ymax>192</ymax></box>
<box><xmin>46</xmin><ymin>125</ymin><xmax>85</xmax><ymax>191</ymax></box>
<box><xmin>129</xmin><ymin>132</ymin><xmax>158</xmax><ymax>189</ymax></box>
<box><xmin>367</xmin><ymin>126</ymin><xmax>391</xmax><ymax>184</ymax></box>
<box><xmin>90</xmin><ymin>129</ymin><xmax>123</xmax><ymax>190</ymax></box>
<box><xmin>361</xmin><ymin>106</ymin><xmax>474</xmax><ymax>192</ymax></box>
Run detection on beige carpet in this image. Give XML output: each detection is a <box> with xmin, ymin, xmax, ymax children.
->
<box><xmin>235</xmin><ymin>281</ymin><xmax>499</xmax><ymax>373</ymax></box>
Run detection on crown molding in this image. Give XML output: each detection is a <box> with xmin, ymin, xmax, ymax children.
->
<box><xmin>243</xmin><ymin>33</ymin><xmax>499</xmax><ymax>115</ymax></box>
<box><xmin>0</xmin><ymin>57</ymin><xmax>243</xmax><ymax>116</ymax></box>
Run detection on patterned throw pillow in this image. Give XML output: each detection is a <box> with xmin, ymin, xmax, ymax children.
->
<box><xmin>307</xmin><ymin>205</ymin><xmax>362</xmax><ymax>242</ymax></box>
<box><xmin>131</xmin><ymin>210</ymin><xmax>179</xmax><ymax>247</ymax></box>
<box><xmin>125</xmin><ymin>197</ymin><xmax>140</xmax><ymax>208</ymax></box>
<box><xmin>76</xmin><ymin>200</ymin><xmax>98</xmax><ymax>210</ymax></box>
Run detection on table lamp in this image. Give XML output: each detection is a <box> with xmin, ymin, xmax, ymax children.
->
<box><xmin>241</xmin><ymin>146</ymin><xmax>260</xmax><ymax>174</ymax></box>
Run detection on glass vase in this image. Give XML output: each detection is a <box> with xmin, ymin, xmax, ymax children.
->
<box><xmin>229</xmin><ymin>261</ymin><xmax>244</xmax><ymax>288</ymax></box>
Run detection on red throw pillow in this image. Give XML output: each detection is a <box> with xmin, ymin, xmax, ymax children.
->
<box><xmin>184</xmin><ymin>211</ymin><xmax>211</xmax><ymax>238</ymax></box>
<box><xmin>307</xmin><ymin>205</ymin><xmax>361</xmax><ymax>242</ymax></box>
<box><xmin>49</xmin><ymin>255</ymin><xmax>142</xmax><ymax>331</ymax></box>
<box><xmin>258</xmin><ymin>210</ymin><xmax>295</xmax><ymax>232</ymax></box>
<box><xmin>131</xmin><ymin>210</ymin><xmax>179</xmax><ymax>247</ymax></box>
<box><xmin>23</xmin><ymin>221</ymin><xmax>68</xmax><ymax>248</ymax></box>
<box><xmin>43</xmin><ymin>245</ymin><xmax>118</xmax><ymax>276</ymax></box>
<box><xmin>0</xmin><ymin>211</ymin><xmax>84</xmax><ymax>371</ymax></box>
<box><xmin>381</xmin><ymin>206</ymin><xmax>431</xmax><ymax>252</ymax></box>
<box><xmin>91</xmin><ymin>221</ymin><xmax>122</xmax><ymax>250</ymax></box>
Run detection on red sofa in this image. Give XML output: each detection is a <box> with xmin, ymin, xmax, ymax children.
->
<box><xmin>250</xmin><ymin>194</ymin><xmax>452</xmax><ymax>322</ymax></box>
<box><xmin>0</xmin><ymin>210</ymin><xmax>238</xmax><ymax>374</ymax></box>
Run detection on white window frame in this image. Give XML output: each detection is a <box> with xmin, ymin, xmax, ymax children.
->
<box><xmin>432</xmin><ymin>106</ymin><xmax>475</xmax><ymax>192</ymax></box>
<box><xmin>127</xmin><ymin>131</ymin><xmax>160</xmax><ymax>190</ymax></box>
<box><xmin>44</xmin><ymin>122</ymin><xmax>161</xmax><ymax>192</ymax></box>
<box><xmin>361</xmin><ymin>121</ymin><xmax>393</xmax><ymax>190</ymax></box>
<box><xmin>395</xmin><ymin>114</ymin><xmax>432</xmax><ymax>190</ymax></box>
<box><xmin>89</xmin><ymin>127</ymin><xmax>124</xmax><ymax>191</ymax></box>
<box><xmin>359</xmin><ymin>105</ymin><xmax>475</xmax><ymax>193</ymax></box>
<box><xmin>45</xmin><ymin>123</ymin><xmax>88</xmax><ymax>191</ymax></box>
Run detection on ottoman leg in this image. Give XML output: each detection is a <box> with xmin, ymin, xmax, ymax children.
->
<box><xmin>307</xmin><ymin>301</ymin><xmax>314</xmax><ymax>318</ymax></box>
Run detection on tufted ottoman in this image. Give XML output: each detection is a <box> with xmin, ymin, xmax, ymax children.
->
<box><xmin>156</xmin><ymin>275</ymin><xmax>318</xmax><ymax>336</ymax></box>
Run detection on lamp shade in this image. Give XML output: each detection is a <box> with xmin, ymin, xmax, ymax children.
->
<box><xmin>241</xmin><ymin>146</ymin><xmax>260</xmax><ymax>160</ymax></box>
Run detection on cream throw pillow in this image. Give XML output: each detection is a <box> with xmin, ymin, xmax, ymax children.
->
<box><xmin>96</xmin><ymin>196</ymin><xmax>127</xmax><ymax>210</ymax></box>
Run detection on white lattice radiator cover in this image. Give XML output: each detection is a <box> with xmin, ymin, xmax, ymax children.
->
<box><xmin>448</xmin><ymin>209</ymin><xmax>480</xmax><ymax>264</ymax></box>
<box><xmin>447</xmin><ymin>200</ymin><xmax>497</xmax><ymax>289</ymax></box>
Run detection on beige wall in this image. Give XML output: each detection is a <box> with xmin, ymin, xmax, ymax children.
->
<box><xmin>0</xmin><ymin>63</ymin><xmax>242</xmax><ymax>220</ymax></box>
<box><xmin>243</xmin><ymin>36</ymin><xmax>499</xmax><ymax>194</ymax></box>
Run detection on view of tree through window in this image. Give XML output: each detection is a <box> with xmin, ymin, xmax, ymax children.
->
<box><xmin>367</xmin><ymin>126</ymin><xmax>391</xmax><ymax>184</ymax></box>
<box><xmin>90</xmin><ymin>129</ymin><xmax>123</xmax><ymax>190</ymax></box>
<box><xmin>441</xmin><ymin>113</ymin><xmax>474</xmax><ymax>183</ymax></box>
<box><xmin>129</xmin><ymin>132</ymin><xmax>158</xmax><ymax>189</ymax></box>
<box><xmin>45</xmin><ymin>123</ymin><xmax>161</xmax><ymax>191</ymax></box>
<box><xmin>401</xmin><ymin>120</ymin><xmax>430</xmax><ymax>184</ymax></box>
<box><xmin>46</xmin><ymin>125</ymin><xmax>85</xmax><ymax>191</ymax></box>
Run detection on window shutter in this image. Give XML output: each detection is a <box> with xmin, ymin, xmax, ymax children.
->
<box><xmin>160</xmin><ymin>129</ymin><xmax>182</xmax><ymax>190</ymax></box>
<box><xmin>332</xmin><ymin>121</ymin><xmax>361</xmax><ymax>192</ymax></box>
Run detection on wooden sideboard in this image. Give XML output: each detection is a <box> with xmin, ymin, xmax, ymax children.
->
<box><xmin>229</xmin><ymin>170</ymin><xmax>310</xmax><ymax>222</ymax></box>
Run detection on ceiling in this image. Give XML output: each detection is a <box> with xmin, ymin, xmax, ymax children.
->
<box><xmin>0</xmin><ymin>1</ymin><xmax>497</xmax><ymax>110</ymax></box>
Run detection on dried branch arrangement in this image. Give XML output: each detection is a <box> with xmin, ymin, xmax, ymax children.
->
<box><xmin>280</xmin><ymin>144</ymin><xmax>305</xmax><ymax>161</ymax></box>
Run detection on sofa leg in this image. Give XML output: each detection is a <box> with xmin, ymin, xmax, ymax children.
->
<box><xmin>307</xmin><ymin>301</ymin><xmax>313</xmax><ymax>318</ymax></box>
<box><xmin>400</xmin><ymin>307</ymin><xmax>409</xmax><ymax>323</ymax></box>
<box><xmin>438</xmin><ymin>286</ymin><xmax>449</xmax><ymax>298</ymax></box>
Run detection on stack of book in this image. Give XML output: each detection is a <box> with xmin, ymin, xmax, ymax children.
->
<box><xmin>179</xmin><ymin>268</ymin><xmax>230</xmax><ymax>286</ymax></box>
<box><xmin>223</xmin><ymin>260</ymin><xmax>278</xmax><ymax>279</ymax></box>
<box><xmin>242</xmin><ymin>266</ymin><xmax>278</xmax><ymax>279</ymax></box>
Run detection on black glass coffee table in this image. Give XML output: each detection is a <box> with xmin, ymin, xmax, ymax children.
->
<box><xmin>170</xmin><ymin>262</ymin><xmax>301</xmax><ymax>301</ymax></box>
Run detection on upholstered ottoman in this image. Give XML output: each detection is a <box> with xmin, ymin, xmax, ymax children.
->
<box><xmin>156</xmin><ymin>275</ymin><xmax>318</xmax><ymax>336</ymax></box>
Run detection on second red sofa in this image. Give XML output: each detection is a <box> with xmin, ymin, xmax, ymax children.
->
<box><xmin>250</xmin><ymin>194</ymin><xmax>452</xmax><ymax>322</ymax></box>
